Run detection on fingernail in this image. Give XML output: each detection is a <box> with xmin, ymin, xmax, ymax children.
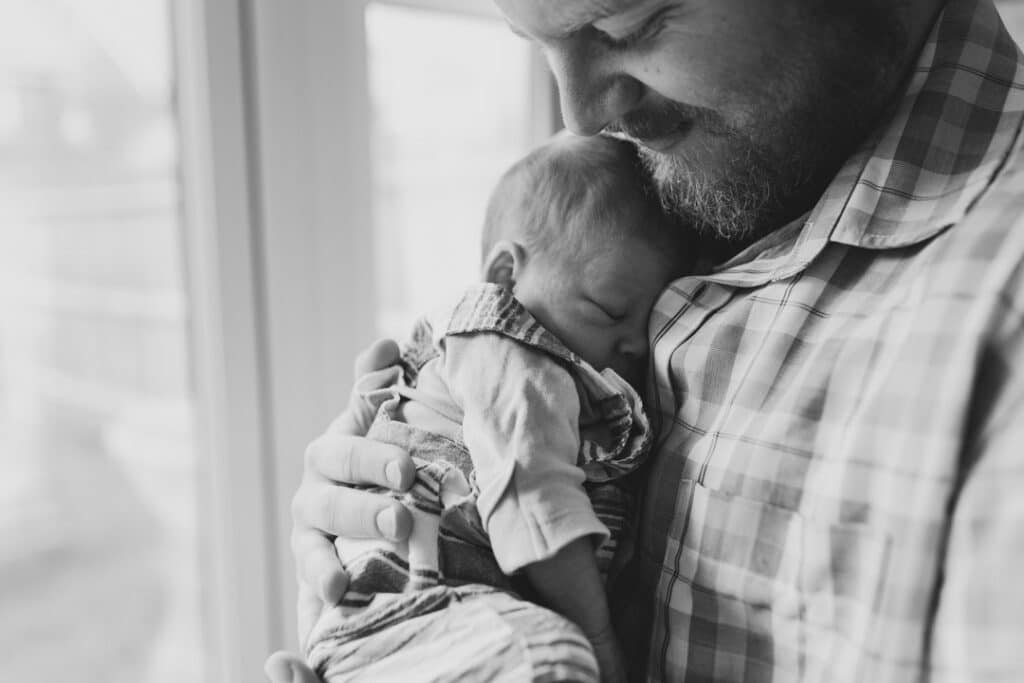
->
<box><xmin>319</xmin><ymin>573</ymin><xmax>345</xmax><ymax>605</ymax></box>
<box><xmin>263</xmin><ymin>655</ymin><xmax>290</xmax><ymax>683</ymax></box>
<box><xmin>385</xmin><ymin>460</ymin><xmax>404</xmax><ymax>489</ymax></box>
<box><xmin>376</xmin><ymin>507</ymin><xmax>398</xmax><ymax>539</ymax></box>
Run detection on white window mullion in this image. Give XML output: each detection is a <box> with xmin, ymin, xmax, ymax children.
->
<box><xmin>175</xmin><ymin>0</ymin><xmax>280</xmax><ymax>678</ymax></box>
<box><xmin>246</xmin><ymin>0</ymin><xmax>378</xmax><ymax>651</ymax></box>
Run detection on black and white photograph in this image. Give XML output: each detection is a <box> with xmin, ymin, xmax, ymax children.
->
<box><xmin>3</xmin><ymin>1</ymin><xmax>1024</xmax><ymax>681</ymax></box>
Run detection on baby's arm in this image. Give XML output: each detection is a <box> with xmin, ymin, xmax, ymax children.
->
<box><xmin>443</xmin><ymin>333</ymin><xmax>624</xmax><ymax>679</ymax></box>
<box><xmin>524</xmin><ymin>537</ymin><xmax>625</xmax><ymax>683</ymax></box>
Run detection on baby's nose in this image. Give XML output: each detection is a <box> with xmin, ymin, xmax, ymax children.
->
<box><xmin>617</xmin><ymin>330</ymin><xmax>648</xmax><ymax>359</ymax></box>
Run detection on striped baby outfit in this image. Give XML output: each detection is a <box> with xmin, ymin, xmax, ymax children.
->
<box><xmin>308</xmin><ymin>283</ymin><xmax>653</xmax><ymax>681</ymax></box>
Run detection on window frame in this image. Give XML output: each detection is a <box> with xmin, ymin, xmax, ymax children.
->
<box><xmin>175</xmin><ymin>0</ymin><xmax>557</xmax><ymax>678</ymax></box>
<box><xmin>175</xmin><ymin>1</ymin><xmax>280</xmax><ymax>680</ymax></box>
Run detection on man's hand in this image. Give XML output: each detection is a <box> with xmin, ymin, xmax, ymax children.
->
<box><xmin>288</xmin><ymin>338</ymin><xmax>417</xmax><ymax>640</ymax></box>
<box><xmin>265</xmin><ymin>652</ymin><xmax>320</xmax><ymax>683</ymax></box>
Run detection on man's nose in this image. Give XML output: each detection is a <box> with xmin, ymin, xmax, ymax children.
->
<box><xmin>545</xmin><ymin>37</ymin><xmax>642</xmax><ymax>136</ymax></box>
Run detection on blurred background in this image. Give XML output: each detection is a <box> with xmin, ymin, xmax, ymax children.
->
<box><xmin>1</xmin><ymin>1</ymin><xmax>1022</xmax><ymax>681</ymax></box>
<box><xmin>0</xmin><ymin>0</ymin><xmax>553</xmax><ymax>680</ymax></box>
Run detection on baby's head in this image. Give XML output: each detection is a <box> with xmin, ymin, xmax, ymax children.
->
<box><xmin>481</xmin><ymin>133</ymin><xmax>694</xmax><ymax>384</ymax></box>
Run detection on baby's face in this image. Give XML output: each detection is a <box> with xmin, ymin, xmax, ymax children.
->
<box><xmin>514</xmin><ymin>240</ymin><xmax>675</xmax><ymax>386</ymax></box>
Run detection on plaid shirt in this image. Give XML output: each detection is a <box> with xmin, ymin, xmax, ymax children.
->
<box><xmin>609</xmin><ymin>1</ymin><xmax>1024</xmax><ymax>681</ymax></box>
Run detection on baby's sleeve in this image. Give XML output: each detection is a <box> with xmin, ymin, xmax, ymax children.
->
<box><xmin>442</xmin><ymin>333</ymin><xmax>609</xmax><ymax>575</ymax></box>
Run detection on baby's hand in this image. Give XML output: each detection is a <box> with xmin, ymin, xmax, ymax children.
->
<box><xmin>523</xmin><ymin>538</ymin><xmax>627</xmax><ymax>683</ymax></box>
<box><xmin>584</xmin><ymin>620</ymin><xmax>626</xmax><ymax>683</ymax></box>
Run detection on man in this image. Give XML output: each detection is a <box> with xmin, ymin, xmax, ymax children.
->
<box><xmin>269</xmin><ymin>0</ymin><xmax>1024</xmax><ymax>680</ymax></box>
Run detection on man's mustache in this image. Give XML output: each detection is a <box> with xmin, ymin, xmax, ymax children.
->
<box><xmin>605</xmin><ymin>100</ymin><xmax>731</xmax><ymax>141</ymax></box>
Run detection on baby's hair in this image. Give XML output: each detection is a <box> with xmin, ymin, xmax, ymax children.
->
<box><xmin>481</xmin><ymin>132</ymin><xmax>693</xmax><ymax>272</ymax></box>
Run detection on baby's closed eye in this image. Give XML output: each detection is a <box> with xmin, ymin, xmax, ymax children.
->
<box><xmin>584</xmin><ymin>298</ymin><xmax>627</xmax><ymax>323</ymax></box>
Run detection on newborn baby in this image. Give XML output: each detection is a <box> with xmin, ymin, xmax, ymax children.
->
<box><xmin>307</xmin><ymin>133</ymin><xmax>692</xmax><ymax>683</ymax></box>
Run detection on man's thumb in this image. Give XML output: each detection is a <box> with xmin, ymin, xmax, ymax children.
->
<box><xmin>265</xmin><ymin>651</ymin><xmax>320</xmax><ymax>683</ymax></box>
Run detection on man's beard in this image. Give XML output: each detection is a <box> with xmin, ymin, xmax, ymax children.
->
<box><xmin>636</xmin><ymin>125</ymin><xmax>789</xmax><ymax>245</ymax></box>
<box><xmin>610</xmin><ymin>3</ymin><xmax>909</xmax><ymax>246</ymax></box>
<box><xmin>612</xmin><ymin>101</ymin><xmax>809</xmax><ymax>246</ymax></box>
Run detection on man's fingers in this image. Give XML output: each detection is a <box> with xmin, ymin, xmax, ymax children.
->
<box><xmin>292</xmin><ymin>481</ymin><xmax>413</xmax><ymax>541</ymax></box>
<box><xmin>329</xmin><ymin>365</ymin><xmax>403</xmax><ymax>437</ymax></box>
<box><xmin>292</xmin><ymin>530</ymin><xmax>348</xmax><ymax>605</ymax></box>
<box><xmin>325</xmin><ymin>339</ymin><xmax>403</xmax><ymax>437</ymax></box>
<box><xmin>265</xmin><ymin>651</ymin><xmax>320</xmax><ymax>683</ymax></box>
<box><xmin>296</xmin><ymin>581</ymin><xmax>325</xmax><ymax>648</ymax></box>
<box><xmin>305</xmin><ymin>431</ymin><xmax>414</xmax><ymax>490</ymax></box>
<box><xmin>285</xmin><ymin>335</ymin><xmax>411</xmax><ymax>668</ymax></box>
<box><xmin>353</xmin><ymin>338</ymin><xmax>401</xmax><ymax>377</ymax></box>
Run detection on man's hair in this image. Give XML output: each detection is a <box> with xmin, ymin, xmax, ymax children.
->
<box><xmin>481</xmin><ymin>133</ymin><xmax>694</xmax><ymax>271</ymax></box>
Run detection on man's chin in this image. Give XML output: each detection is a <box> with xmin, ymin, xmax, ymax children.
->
<box><xmin>636</xmin><ymin>146</ymin><xmax>762</xmax><ymax>244</ymax></box>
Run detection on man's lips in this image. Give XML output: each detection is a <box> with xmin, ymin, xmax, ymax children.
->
<box><xmin>606</xmin><ymin>111</ymin><xmax>696</xmax><ymax>152</ymax></box>
<box><xmin>608</xmin><ymin>124</ymin><xmax>693</xmax><ymax>154</ymax></box>
<box><xmin>635</xmin><ymin>128</ymin><xmax>691</xmax><ymax>153</ymax></box>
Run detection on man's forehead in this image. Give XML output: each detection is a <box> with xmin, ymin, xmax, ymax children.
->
<box><xmin>496</xmin><ymin>0</ymin><xmax>649</xmax><ymax>38</ymax></box>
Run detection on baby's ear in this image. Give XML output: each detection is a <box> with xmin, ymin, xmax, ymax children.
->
<box><xmin>481</xmin><ymin>240</ymin><xmax>524</xmax><ymax>287</ymax></box>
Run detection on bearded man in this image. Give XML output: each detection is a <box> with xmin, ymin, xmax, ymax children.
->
<box><xmin>270</xmin><ymin>0</ymin><xmax>1024</xmax><ymax>680</ymax></box>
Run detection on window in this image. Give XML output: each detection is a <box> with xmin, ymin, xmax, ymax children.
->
<box><xmin>365</xmin><ymin>3</ymin><xmax>540</xmax><ymax>337</ymax></box>
<box><xmin>0</xmin><ymin>1</ymin><xmax>205</xmax><ymax>680</ymax></box>
<box><xmin>1</xmin><ymin>1</ymin><xmax>555</xmax><ymax>679</ymax></box>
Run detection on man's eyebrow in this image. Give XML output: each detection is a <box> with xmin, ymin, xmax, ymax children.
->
<box><xmin>504</xmin><ymin>10</ymin><xmax>615</xmax><ymax>42</ymax></box>
<box><xmin>501</xmin><ymin>0</ymin><xmax>668</xmax><ymax>42</ymax></box>
<box><xmin>593</xmin><ymin>0</ymin><xmax>672</xmax><ymax>33</ymax></box>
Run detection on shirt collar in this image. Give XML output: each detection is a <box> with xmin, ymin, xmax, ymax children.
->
<box><xmin>704</xmin><ymin>0</ymin><xmax>1024</xmax><ymax>287</ymax></box>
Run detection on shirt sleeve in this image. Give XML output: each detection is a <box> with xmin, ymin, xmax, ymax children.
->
<box><xmin>928</xmin><ymin>286</ymin><xmax>1024</xmax><ymax>679</ymax></box>
<box><xmin>441</xmin><ymin>332</ymin><xmax>609</xmax><ymax>575</ymax></box>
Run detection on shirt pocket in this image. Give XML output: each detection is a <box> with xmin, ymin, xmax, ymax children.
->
<box><xmin>670</xmin><ymin>480</ymin><xmax>892</xmax><ymax>676</ymax></box>
<box><xmin>798</xmin><ymin>516</ymin><xmax>894</xmax><ymax>678</ymax></box>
